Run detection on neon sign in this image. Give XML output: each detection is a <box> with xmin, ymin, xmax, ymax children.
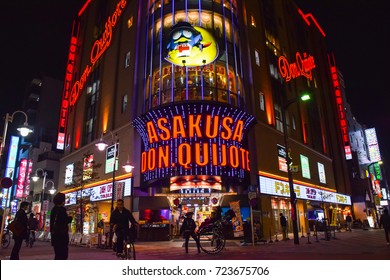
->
<box><xmin>278</xmin><ymin>52</ymin><xmax>316</xmax><ymax>82</ymax></box>
<box><xmin>57</xmin><ymin>22</ymin><xmax>79</xmax><ymax>150</ymax></box>
<box><xmin>133</xmin><ymin>103</ymin><xmax>255</xmax><ymax>182</ymax></box>
<box><xmin>329</xmin><ymin>54</ymin><xmax>352</xmax><ymax>160</ymax></box>
<box><xmin>69</xmin><ymin>0</ymin><xmax>127</xmax><ymax>107</ymax></box>
<box><xmin>16</xmin><ymin>159</ymin><xmax>32</xmax><ymax>199</ymax></box>
<box><xmin>165</xmin><ymin>22</ymin><xmax>219</xmax><ymax>67</ymax></box>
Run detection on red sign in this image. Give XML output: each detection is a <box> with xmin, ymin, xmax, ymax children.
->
<box><xmin>328</xmin><ymin>54</ymin><xmax>352</xmax><ymax>160</ymax></box>
<box><xmin>16</xmin><ymin>159</ymin><xmax>32</xmax><ymax>199</ymax></box>
<box><xmin>278</xmin><ymin>52</ymin><xmax>316</xmax><ymax>82</ymax></box>
<box><xmin>69</xmin><ymin>0</ymin><xmax>127</xmax><ymax>107</ymax></box>
<box><xmin>57</xmin><ymin>21</ymin><xmax>79</xmax><ymax>150</ymax></box>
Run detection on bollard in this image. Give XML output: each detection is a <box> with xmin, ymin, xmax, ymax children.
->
<box><xmin>269</xmin><ymin>229</ymin><xmax>273</xmax><ymax>243</ymax></box>
<box><xmin>301</xmin><ymin>226</ymin><xmax>306</xmax><ymax>238</ymax></box>
<box><xmin>275</xmin><ymin>231</ymin><xmax>279</xmax><ymax>242</ymax></box>
<box><xmin>306</xmin><ymin>231</ymin><xmax>311</xmax><ymax>244</ymax></box>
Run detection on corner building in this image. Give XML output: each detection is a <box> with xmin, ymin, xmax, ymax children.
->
<box><xmin>58</xmin><ymin>0</ymin><xmax>352</xmax><ymax>240</ymax></box>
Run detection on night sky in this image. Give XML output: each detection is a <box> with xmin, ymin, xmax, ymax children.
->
<box><xmin>0</xmin><ymin>0</ymin><xmax>389</xmax><ymax>163</ymax></box>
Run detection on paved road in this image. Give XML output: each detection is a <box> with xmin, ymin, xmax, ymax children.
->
<box><xmin>1</xmin><ymin>228</ymin><xmax>389</xmax><ymax>260</ymax></box>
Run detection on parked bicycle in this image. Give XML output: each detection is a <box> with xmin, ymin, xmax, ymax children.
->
<box><xmin>197</xmin><ymin>209</ymin><xmax>236</xmax><ymax>254</ymax></box>
<box><xmin>1</xmin><ymin>228</ymin><xmax>11</xmax><ymax>249</ymax></box>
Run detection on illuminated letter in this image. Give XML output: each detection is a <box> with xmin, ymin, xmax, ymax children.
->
<box><xmin>146</xmin><ymin>121</ymin><xmax>159</xmax><ymax>144</ymax></box>
<box><xmin>229</xmin><ymin>146</ymin><xmax>239</xmax><ymax>168</ymax></box>
<box><xmin>220</xmin><ymin>144</ymin><xmax>227</xmax><ymax>166</ymax></box>
<box><xmin>157</xmin><ymin>118</ymin><xmax>170</xmax><ymax>140</ymax></box>
<box><xmin>141</xmin><ymin>152</ymin><xmax>147</xmax><ymax>172</ymax></box>
<box><xmin>239</xmin><ymin>148</ymin><xmax>247</xmax><ymax>170</ymax></box>
<box><xmin>232</xmin><ymin>120</ymin><xmax>244</xmax><ymax>142</ymax></box>
<box><xmin>158</xmin><ymin>145</ymin><xmax>169</xmax><ymax>168</ymax></box>
<box><xmin>221</xmin><ymin>117</ymin><xmax>233</xmax><ymax>140</ymax></box>
<box><xmin>212</xmin><ymin>143</ymin><xmax>219</xmax><ymax>166</ymax></box>
<box><xmin>173</xmin><ymin>116</ymin><xmax>186</xmax><ymax>138</ymax></box>
<box><xmin>147</xmin><ymin>148</ymin><xmax>156</xmax><ymax>170</ymax></box>
<box><xmin>246</xmin><ymin>150</ymin><xmax>250</xmax><ymax>171</ymax></box>
<box><xmin>205</xmin><ymin>115</ymin><xmax>219</xmax><ymax>138</ymax></box>
<box><xmin>195</xmin><ymin>143</ymin><xmax>209</xmax><ymax>166</ymax></box>
<box><xmin>178</xmin><ymin>143</ymin><xmax>191</xmax><ymax>169</ymax></box>
<box><xmin>188</xmin><ymin>115</ymin><xmax>202</xmax><ymax>138</ymax></box>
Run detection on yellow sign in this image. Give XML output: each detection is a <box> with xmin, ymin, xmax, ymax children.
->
<box><xmin>165</xmin><ymin>22</ymin><xmax>218</xmax><ymax>67</ymax></box>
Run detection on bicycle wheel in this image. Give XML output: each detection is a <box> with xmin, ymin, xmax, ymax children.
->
<box><xmin>124</xmin><ymin>242</ymin><xmax>136</xmax><ymax>260</ymax></box>
<box><xmin>2</xmin><ymin>233</ymin><xmax>11</xmax><ymax>249</ymax></box>
<box><xmin>198</xmin><ymin>225</ymin><xmax>225</xmax><ymax>254</ymax></box>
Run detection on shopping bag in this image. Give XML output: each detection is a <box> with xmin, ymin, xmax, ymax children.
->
<box><xmin>8</xmin><ymin>220</ymin><xmax>24</xmax><ymax>236</ymax></box>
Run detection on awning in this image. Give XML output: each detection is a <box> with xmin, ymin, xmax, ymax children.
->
<box><xmin>133</xmin><ymin>196</ymin><xmax>171</xmax><ymax>211</ymax></box>
<box><xmin>220</xmin><ymin>194</ymin><xmax>250</xmax><ymax>207</ymax></box>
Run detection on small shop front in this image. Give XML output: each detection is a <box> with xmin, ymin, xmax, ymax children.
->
<box><xmin>259</xmin><ymin>174</ymin><xmax>352</xmax><ymax>238</ymax></box>
<box><xmin>63</xmin><ymin>177</ymin><xmax>133</xmax><ymax>235</ymax></box>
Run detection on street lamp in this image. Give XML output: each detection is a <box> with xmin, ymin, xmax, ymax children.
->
<box><xmin>95</xmin><ymin>131</ymin><xmax>134</xmax><ymax>247</ymax></box>
<box><xmin>0</xmin><ymin>110</ymin><xmax>33</xmax><ymax>249</ymax></box>
<box><xmin>31</xmin><ymin>168</ymin><xmax>56</xmax><ymax>229</ymax></box>
<box><xmin>281</xmin><ymin>93</ymin><xmax>311</xmax><ymax>245</ymax></box>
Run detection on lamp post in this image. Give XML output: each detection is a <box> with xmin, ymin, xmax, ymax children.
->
<box><xmin>31</xmin><ymin>168</ymin><xmax>56</xmax><ymax>230</ymax></box>
<box><xmin>0</xmin><ymin>110</ymin><xmax>33</xmax><ymax>249</ymax></box>
<box><xmin>96</xmin><ymin>131</ymin><xmax>135</xmax><ymax>247</ymax></box>
<box><xmin>281</xmin><ymin>93</ymin><xmax>311</xmax><ymax>245</ymax></box>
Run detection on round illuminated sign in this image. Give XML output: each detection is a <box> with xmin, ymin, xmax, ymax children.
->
<box><xmin>165</xmin><ymin>22</ymin><xmax>219</xmax><ymax>67</ymax></box>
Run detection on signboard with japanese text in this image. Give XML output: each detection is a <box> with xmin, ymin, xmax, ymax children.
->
<box><xmin>259</xmin><ymin>175</ymin><xmax>351</xmax><ymax>205</ymax></box>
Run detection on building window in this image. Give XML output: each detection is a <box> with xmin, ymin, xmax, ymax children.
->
<box><xmin>292</xmin><ymin>114</ymin><xmax>296</xmax><ymax>130</ymax></box>
<box><xmin>255</xmin><ymin>50</ymin><xmax>260</xmax><ymax>67</ymax></box>
<box><xmin>274</xmin><ymin>104</ymin><xmax>283</xmax><ymax>133</ymax></box>
<box><xmin>122</xmin><ymin>94</ymin><xmax>128</xmax><ymax>113</ymax></box>
<box><xmin>300</xmin><ymin>155</ymin><xmax>311</xmax><ymax>179</ymax></box>
<box><xmin>125</xmin><ymin>51</ymin><xmax>131</xmax><ymax>68</ymax></box>
<box><xmin>259</xmin><ymin>92</ymin><xmax>265</xmax><ymax>111</ymax></box>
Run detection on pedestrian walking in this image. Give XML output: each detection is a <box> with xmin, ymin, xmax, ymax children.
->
<box><xmin>346</xmin><ymin>213</ymin><xmax>352</xmax><ymax>232</ymax></box>
<box><xmin>279</xmin><ymin>213</ymin><xmax>288</xmax><ymax>240</ymax></box>
<box><xmin>26</xmin><ymin>213</ymin><xmax>38</xmax><ymax>244</ymax></box>
<box><xmin>50</xmin><ymin>192</ymin><xmax>73</xmax><ymax>260</ymax></box>
<box><xmin>379</xmin><ymin>208</ymin><xmax>390</xmax><ymax>245</ymax></box>
<box><xmin>110</xmin><ymin>199</ymin><xmax>138</xmax><ymax>257</ymax></box>
<box><xmin>10</xmin><ymin>201</ymin><xmax>29</xmax><ymax>260</ymax></box>
<box><xmin>180</xmin><ymin>212</ymin><xmax>200</xmax><ymax>253</ymax></box>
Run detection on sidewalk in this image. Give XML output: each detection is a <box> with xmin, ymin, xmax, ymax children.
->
<box><xmin>1</xmin><ymin>228</ymin><xmax>389</xmax><ymax>260</ymax></box>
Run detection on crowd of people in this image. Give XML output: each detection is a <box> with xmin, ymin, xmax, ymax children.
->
<box><xmin>4</xmin><ymin>196</ymin><xmax>390</xmax><ymax>260</ymax></box>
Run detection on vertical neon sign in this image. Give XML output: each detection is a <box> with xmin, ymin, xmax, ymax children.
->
<box><xmin>57</xmin><ymin>21</ymin><xmax>79</xmax><ymax>150</ymax></box>
<box><xmin>328</xmin><ymin>54</ymin><xmax>352</xmax><ymax>160</ymax></box>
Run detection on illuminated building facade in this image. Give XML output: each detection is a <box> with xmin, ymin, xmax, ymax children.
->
<box><xmin>58</xmin><ymin>0</ymin><xmax>352</xmax><ymax>238</ymax></box>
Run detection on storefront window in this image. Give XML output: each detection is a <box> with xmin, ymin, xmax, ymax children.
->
<box><xmin>148</xmin><ymin>62</ymin><xmax>240</xmax><ymax>107</ymax></box>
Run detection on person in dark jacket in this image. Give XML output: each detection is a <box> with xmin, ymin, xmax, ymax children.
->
<box><xmin>279</xmin><ymin>213</ymin><xmax>288</xmax><ymax>240</ymax></box>
<box><xmin>50</xmin><ymin>192</ymin><xmax>73</xmax><ymax>260</ymax></box>
<box><xmin>379</xmin><ymin>208</ymin><xmax>390</xmax><ymax>245</ymax></box>
<box><xmin>26</xmin><ymin>213</ymin><xmax>38</xmax><ymax>243</ymax></box>
<box><xmin>180</xmin><ymin>212</ymin><xmax>200</xmax><ymax>254</ymax></box>
<box><xmin>10</xmin><ymin>201</ymin><xmax>29</xmax><ymax>260</ymax></box>
<box><xmin>110</xmin><ymin>199</ymin><xmax>138</xmax><ymax>257</ymax></box>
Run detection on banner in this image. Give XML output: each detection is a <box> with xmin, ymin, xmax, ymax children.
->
<box><xmin>229</xmin><ymin>201</ymin><xmax>244</xmax><ymax>237</ymax></box>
